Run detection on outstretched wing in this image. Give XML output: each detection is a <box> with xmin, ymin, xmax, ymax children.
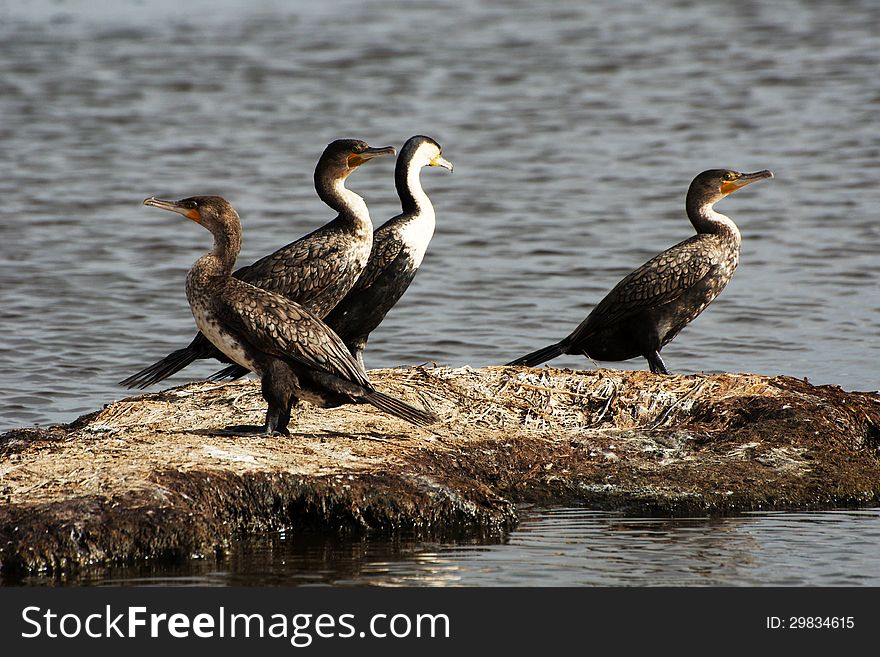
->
<box><xmin>217</xmin><ymin>281</ymin><xmax>370</xmax><ymax>388</ymax></box>
<box><xmin>568</xmin><ymin>234</ymin><xmax>723</xmax><ymax>341</ymax></box>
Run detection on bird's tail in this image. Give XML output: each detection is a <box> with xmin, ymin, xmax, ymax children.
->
<box><xmin>362</xmin><ymin>389</ymin><xmax>438</xmax><ymax>427</ymax></box>
<box><xmin>208</xmin><ymin>363</ymin><xmax>251</xmax><ymax>381</ymax></box>
<box><xmin>506</xmin><ymin>341</ymin><xmax>566</xmax><ymax>367</ymax></box>
<box><xmin>119</xmin><ymin>346</ymin><xmax>201</xmax><ymax>389</ymax></box>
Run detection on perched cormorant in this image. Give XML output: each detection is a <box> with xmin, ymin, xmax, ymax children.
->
<box><xmin>142</xmin><ymin>195</ymin><xmax>437</xmax><ymax>434</ymax></box>
<box><xmin>324</xmin><ymin>135</ymin><xmax>453</xmax><ymax>369</ymax></box>
<box><xmin>507</xmin><ymin>169</ymin><xmax>773</xmax><ymax>374</ymax></box>
<box><xmin>120</xmin><ymin>139</ymin><xmax>395</xmax><ymax>389</ymax></box>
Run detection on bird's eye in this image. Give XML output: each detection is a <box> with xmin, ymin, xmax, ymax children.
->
<box><xmin>353</xmin><ymin>143</ymin><xmax>365</xmax><ymax>154</ymax></box>
<box><xmin>724</xmin><ymin>172</ymin><xmax>737</xmax><ymax>181</ymax></box>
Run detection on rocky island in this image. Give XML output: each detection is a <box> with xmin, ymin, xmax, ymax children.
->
<box><xmin>2</xmin><ymin>366</ymin><xmax>879</xmax><ymax>574</ymax></box>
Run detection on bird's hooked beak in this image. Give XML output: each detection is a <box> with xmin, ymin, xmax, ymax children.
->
<box><xmin>430</xmin><ymin>153</ymin><xmax>454</xmax><ymax>172</ymax></box>
<box><xmin>720</xmin><ymin>170</ymin><xmax>774</xmax><ymax>195</ymax></box>
<box><xmin>347</xmin><ymin>145</ymin><xmax>396</xmax><ymax>168</ymax></box>
<box><xmin>144</xmin><ymin>197</ymin><xmax>201</xmax><ymax>223</ymax></box>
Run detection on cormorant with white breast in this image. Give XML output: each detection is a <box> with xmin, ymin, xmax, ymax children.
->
<box><xmin>324</xmin><ymin>135</ymin><xmax>453</xmax><ymax>369</ymax></box>
<box><xmin>507</xmin><ymin>168</ymin><xmax>773</xmax><ymax>374</ymax></box>
<box><xmin>142</xmin><ymin>195</ymin><xmax>437</xmax><ymax>435</ymax></box>
<box><xmin>120</xmin><ymin>139</ymin><xmax>395</xmax><ymax>389</ymax></box>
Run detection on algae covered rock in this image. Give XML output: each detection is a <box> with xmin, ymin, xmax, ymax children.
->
<box><xmin>1</xmin><ymin>366</ymin><xmax>879</xmax><ymax>573</ymax></box>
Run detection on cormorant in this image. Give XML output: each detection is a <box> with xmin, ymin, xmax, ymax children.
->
<box><xmin>120</xmin><ymin>139</ymin><xmax>395</xmax><ymax>389</ymax></box>
<box><xmin>507</xmin><ymin>168</ymin><xmax>773</xmax><ymax>374</ymax></box>
<box><xmin>142</xmin><ymin>195</ymin><xmax>437</xmax><ymax>434</ymax></box>
<box><xmin>324</xmin><ymin>135</ymin><xmax>453</xmax><ymax>369</ymax></box>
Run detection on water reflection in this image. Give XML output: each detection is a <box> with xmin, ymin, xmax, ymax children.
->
<box><xmin>7</xmin><ymin>508</ymin><xmax>880</xmax><ymax>587</ymax></box>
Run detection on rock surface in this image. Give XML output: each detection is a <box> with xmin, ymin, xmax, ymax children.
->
<box><xmin>1</xmin><ymin>366</ymin><xmax>879</xmax><ymax>573</ymax></box>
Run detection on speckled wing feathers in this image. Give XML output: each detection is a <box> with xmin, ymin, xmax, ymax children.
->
<box><xmin>233</xmin><ymin>223</ymin><xmax>368</xmax><ymax>318</ymax></box>
<box><xmin>351</xmin><ymin>228</ymin><xmax>406</xmax><ymax>293</ymax></box>
<box><xmin>570</xmin><ymin>235</ymin><xmax>723</xmax><ymax>340</ymax></box>
<box><xmin>217</xmin><ymin>282</ymin><xmax>370</xmax><ymax>388</ymax></box>
<box><xmin>324</xmin><ymin>226</ymin><xmax>421</xmax><ymax>346</ymax></box>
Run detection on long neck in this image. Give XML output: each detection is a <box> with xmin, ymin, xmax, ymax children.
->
<box><xmin>210</xmin><ymin>221</ymin><xmax>241</xmax><ymax>274</ymax></box>
<box><xmin>686</xmin><ymin>198</ymin><xmax>741</xmax><ymax>245</ymax></box>
<box><xmin>396</xmin><ymin>159</ymin><xmax>433</xmax><ymax>216</ymax></box>
<box><xmin>316</xmin><ymin>171</ymin><xmax>371</xmax><ymax>234</ymax></box>
<box><xmin>187</xmin><ymin>221</ymin><xmax>241</xmax><ymax>297</ymax></box>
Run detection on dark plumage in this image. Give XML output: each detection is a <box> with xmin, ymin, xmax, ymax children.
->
<box><xmin>141</xmin><ymin>195</ymin><xmax>437</xmax><ymax>434</ymax></box>
<box><xmin>324</xmin><ymin>135</ymin><xmax>453</xmax><ymax>369</ymax></box>
<box><xmin>507</xmin><ymin>169</ymin><xmax>773</xmax><ymax>374</ymax></box>
<box><xmin>120</xmin><ymin>139</ymin><xmax>395</xmax><ymax>389</ymax></box>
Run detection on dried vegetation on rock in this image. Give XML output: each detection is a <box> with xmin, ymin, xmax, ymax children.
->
<box><xmin>2</xmin><ymin>366</ymin><xmax>879</xmax><ymax>573</ymax></box>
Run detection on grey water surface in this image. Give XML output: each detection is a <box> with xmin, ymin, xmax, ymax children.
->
<box><xmin>7</xmin><ymin>507</ymin><xmax>880</xmax><ymax>586</ymax></box>
<box><xmin>1</xmin><ymin>0</ymin><xmax>878</xmax><ymax>586</ymax></box>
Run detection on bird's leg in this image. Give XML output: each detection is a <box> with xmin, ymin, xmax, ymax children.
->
<box><xmin>263</xmin><ymin>406</ymin><xmax>282</xmax><ymax>435</ymax></box>
<box><xmin>346</xmin><ymin>335</ymin><xmax>367</xmax><ymax>371</ymax></box>
<box><xmin>262</xmin><ymin>405</ymin><xmax>291</xmax><ymax>436</ymax></box>
<box><xmin>258</xmin><ymin>360</ymin><xmax>299</xmax><ymax>436</ymax></box>
<box><xmin>271</xmin><ymin>395</ymin><xmax>297</xmax><ymax>436</ymax></box>
<box><xmin>646</xmin><ymin>350</ymin><xmax>669</xmax><ymax>374</ymax></box>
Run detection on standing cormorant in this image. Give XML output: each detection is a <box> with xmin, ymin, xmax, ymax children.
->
<box><xmin>507</xmin><ymin>169</ymin><xmax>773</xmax><ymax>373</ymax></box>
<box><xmin>120</xmin><ymin>139</ymin><xmax>395</xmax><ymax>389</ymax></box>
<box><xmin>142</xmin><ymin>195</ymin><xmax>437</xmax><ymax>434</ymax></box>
<box><xmin>324</xmin><ymin>135</ymin><xmax>453</xmax><ymax>369</ymax></box>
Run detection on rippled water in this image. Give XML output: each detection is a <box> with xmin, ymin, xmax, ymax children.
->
<box><xmin>7</xmin><ymin>507</ymin><xmax>880</xmax><ymax>586</ymax></box>
<box><xmin>1</xmin><ymin>0</ymin><xmax>878</xmax><ymax>430</ymax></box>
<box><xmin>1</xmin><ymin>1</ymin><xmax>879</xmax><ymax>586</ymax></box>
